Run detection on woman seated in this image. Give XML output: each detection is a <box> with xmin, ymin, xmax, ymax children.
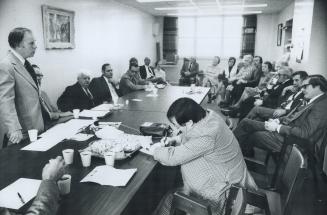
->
<box><xmin>202</xmin><ymin>56</ymin><xmax>225</xmax><ymax>103</ymax></box>
<box><xmin>229</xmin><ymin>61</ymin><xmax>275</xmax><ymax>109</ymax></box>
<box><xmin>152</xmin><ymin>98</ymin><xmax>257</xmax><ymax>215</ymax></box>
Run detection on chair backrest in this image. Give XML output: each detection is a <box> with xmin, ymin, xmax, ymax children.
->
<box><xmin>225</xmin><ymin>184</ymin><xmax>247</xmax><ymax>215</ymax></box>
<box><xmin>277</xmin><ymin>144</ymin><xmax>307</xmax><ymax>215</ymax></box>
<box><xmin>169</xmin><ymin>191</ymin><xmax>212</xmax><ymax>215</ymax></box>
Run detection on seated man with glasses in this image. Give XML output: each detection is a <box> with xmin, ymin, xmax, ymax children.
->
<box><xmin>233</xmin><ymin>75</ymin><xmax>327</xmax><ymax>157</ymax></box>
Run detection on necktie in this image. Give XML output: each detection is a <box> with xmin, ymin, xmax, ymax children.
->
<box><xmin>282</xmin><ymin>100</ymin><xmax>308</xmax><ymax>125</ymax></box>
<box><xmin>24</xmin><ymin>60</ymin><xmax>38</xmax><ymax>87</ymax></box>
<box><xmin>85</xmin><ymin>88</ymin><xmax>93</xmax><ymax>100</ymax></box>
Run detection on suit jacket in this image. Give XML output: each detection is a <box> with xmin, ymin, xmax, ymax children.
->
<box><xmin>280</xmin><ymin>93</ymin><xmax>327</xmax><ymax>149</ymax></box>
<box><xmin>89</xmin><ymin>76</ymin><xmax>120</xmax><ymax>106</ymax></box>
<box><xmin>57</xmin><ymin>82</ymin><xmax>95</xmax><ymax>112</ymax></box>
<box><xmin>119</xmin><ymin>71</ymin><xmax>146</xmax><ymax>96</ymax></box>
<box><xmin>0</xmin><ymin>51</ymin><xmax>44</xmax><ymax>137</ymax></box>
<box><xmin>263</xmin><ymin>79</ymin><xmax>293</xmax><ymax>108</ymax></box>
<box><xmin>0</xmin><ymin>180</ymin><xmax>60</xmax><ymax>215</ymax></box>
<box><xmin>139</xmin><ymin>65</ymin><xmax>155</xmax><ymax>79</ymax></box>
<box><xmin>280</xmin><ymin>91</ymin><xmax>304</xmax><ymax>112</ymax></box>
<box><xmin>180</xmin><ymin>62</ymin><xmax>199</xmax><ymax>78</ymax></box>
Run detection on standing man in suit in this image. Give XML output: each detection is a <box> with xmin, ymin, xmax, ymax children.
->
<box><xmin>89</xmin><ymin>63</ymin><xmax>120</xmax><ymax>106</ymax></box>
<box><xmin>0</xmin><ymin>27</ymin><xmax>43</xmax><ymax>145</ymax></box>
<box><xmin>57</xmin><ymin>71</ymin><xmax>96</xmax><ymax>112</ymax></box>
<box><xmin>233</xmin><ymin>75</ymin><xmax>327</xmax><ymax>156</ymax></box>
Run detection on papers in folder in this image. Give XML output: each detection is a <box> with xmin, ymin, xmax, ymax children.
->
<box><xmin>22</xmin><ymin>119</ymin><xmax>94</xmax><ymax>151</ymax></box>
<box><xmin>0</xmin><ymin>178</ymin><xmax>41</xmax><ymax>210</ymax></box>
<box><xmin>81</xmin><ymin>166</ymin><xmax>137</xmax><ymax>186</ymax></box>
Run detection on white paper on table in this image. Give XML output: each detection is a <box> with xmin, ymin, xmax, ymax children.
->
<box><xmin>98</xmin><ymin>122</ymin><xmax>122</xmax><ymax>129</ymax></box>
<box><xmin>22</xmin><ymin>119</ymin><xmax>94</xmax><ymax>151</ymax></box>
<box><xmin>91</xmin><ymin>104</ymin><xmax>113</xmax><ymax>111</ymax></box>
<box><xmin>0</xmin><ymin>178</ymin><xmax>41</xmax><ymax>210</ymax></box>
<box><xmin>95</xmin><ymin>126</ymin><xmax>124</xmax><ymax>139</ymax></box>
<box><xmin>131</xmin><ymin>99</ymin><xmax>142</xmax><ymax>102</ymax></box>
<box><xmin>79</xmin><ymin>110</ymin><xmax>109</xmax><ymax>118</ymax></box>
<box><xmin>140</xmin><ymin>142</ymin><xmax>161</xmax><ymax>156</ymax></box>
<box><xmin>80</xmin><ymin>166</ymin><xmax>137</xmax><ymax>186</ymax></box>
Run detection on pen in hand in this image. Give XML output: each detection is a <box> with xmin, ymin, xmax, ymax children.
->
<box><xmin>17</xmin><ymin>192</ymin><xmax>25</xmax><ymax>204</ymax></box>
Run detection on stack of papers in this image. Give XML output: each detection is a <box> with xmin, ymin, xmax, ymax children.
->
<box><xmin>81</xmin><ymin>166</ymin><xmax>137</xmax><ymax>186</ymax></box>
<box><xmin>22</xmin><ymin>119</ymin><xmax>94</xmax><ymax>151</ymax></box>
<box><xmin>0</xmin><ymin>178</ymin><xmax>41</xmax><ymax>210</ymax></box>
<box><xmin>140</xmin><ymin>142</ymin><xmax>161</xmax><ymax>156</ymax></box>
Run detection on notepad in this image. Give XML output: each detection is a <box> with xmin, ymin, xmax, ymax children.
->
<box><xmin>79</xmin><ymin>110</ymin><xmax>110</xmax><ymax>118</ymax></box>
<box><xmin>81</xmin><ymin>166</ymin><xmax>137</xmax><ymax>186</ymax></box>
<box><xmin>0</xmin><ymin>178</ymin><xmax>41</xmax><ymax>210</ymax></box>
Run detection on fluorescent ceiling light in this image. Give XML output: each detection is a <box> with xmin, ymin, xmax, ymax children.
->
<box><xmin>167</xmin><ymin>10</ymin><xmax>262</xmax><ymax>16</ymax></box>
<box><xmin>137</xmin><ymin>0</ymin><xmax>187</xmax><ymax>3</ymax></box>
<box><xmin>155</xmin><ymin>3</ymin><xmax>267</xmax><ymax>10</ymax></box>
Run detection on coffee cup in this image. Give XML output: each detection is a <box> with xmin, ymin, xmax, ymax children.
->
<box><xmin>57</xmin><ymin>174</ymin><xmax>71</xmax><ymax>195</ymax></box>
<box><xmin>28</xmin><ymin>129</ymin><xmax>38</xmax><ymax>142</ymax></box>
<box><xmin>73</xmin><ymin>109</ymin><xmax>80</xmax><ymax>119</ymax></box>
<box><xmin>80</xmin><ymin>151</ymin><xmax>91</xmax><ymax>167</ymax></box>
<box><xmin>62</xmin><ymin>149</ymin><xmax>74</xmax><ymax>164</ymax></box>
<box><xmin>104</xmin><ymin>151</ymin><xmax>115</xmax><ymax>166</ymax></box>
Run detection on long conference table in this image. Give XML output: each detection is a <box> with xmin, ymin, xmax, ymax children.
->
<box><xmin>0</xmin><ymin>86</ymin><xmax>209</xmax><ymax>215</ymax></box>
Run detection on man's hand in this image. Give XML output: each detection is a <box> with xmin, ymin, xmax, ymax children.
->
<box><xmin>282</xmin><ymin>85</ymin><xmax>297</xmax><ymax>96</ymax></box>
<box><xmin>160</xmin><ymin>135</ymin><xmax>181</xmax><ymax>147</ymax></box>
<box><xmin>184</xmin><ymin>71</ymin><xmax>191</xmax><ymax>76</ymax></box>
<box><xmin>42</xmin><ymin>156</ymin><xmax>65</xmax><ymax>181</ymax></box>
<box><xmin>7</xmin><ymin>130</ymin><xmax>23</xmax><ymax>144</ymax></box>
<box><xmin>226</xmin><ymin>85</ymin><xmax>234</xmax><ymax>91</ymax></box>
<box><xmin>59</xmin><ymin>112</ymin><xmax>73</xmax><ymax>117</ymax></box>
<box><xmin>254</xmin><ymin>99</ymin><xmax>263</xmax><ymax>106</ymax></box>
<box><xmin>273</xmin><ymin>108</ymin><xmax>286</xmax><ymax>118</ymax></box>
<box><xmin>264</xmin><ymin>120</ymin><xmax>280</xmax><ymax>132</ymax></box>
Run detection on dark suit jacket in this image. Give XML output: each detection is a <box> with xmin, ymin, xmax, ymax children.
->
<box><xmin>280</xmin><ymin>91</ymin><xmax>304</xmax><ymax>112</ymax></box>
<box><xmin>263</xmin><ymin>79</ymin><xmax>293</xmax><ymax>108</ymax></box>
<box><xmin>89</xmin><ymin>76</ymin><xmax>120</xmax><ymax>106</ymax></box>
<box><xmin>280</xmin><ymin>93</ymin><xmax>327</xmax><ymax>150</ymax></box>
<box><xmin>57</xmin><ymin>82</ymin><xmax>95</xmax><ymax>112</ymax></box>
<box><xmin>139</xmin><ymin>65</ymin><xmax>155</xmax><ymax>79</ymax></box>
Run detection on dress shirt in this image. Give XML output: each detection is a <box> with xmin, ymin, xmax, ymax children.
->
<box><xmin>82</xmin><ymin>87</ymin><xmax>94</xmax><ymax>100</ymax></box>
<box><xmin>308</xmin><ymin>93</ymin><xmax>324</xmax><ymax>105</ymax></box>
<box><xmin>284</xmin><ymin>90</ymin><xmax>302</xmax><ymax>110</ymax></box>
<box><xmin>145</xmin><ymin>65</ymin><xmax>154</xmax><ymax>78</ymax></box>
<box><xmin>103</xmin><ymin>76</ymin><xmax>119</xmax><ymax>102</ymax></box>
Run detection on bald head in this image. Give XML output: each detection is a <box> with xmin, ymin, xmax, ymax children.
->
<box><xmin>77</xmin><ymin>70</ymin><xmax>91</xmax><ymax>88</ymax></box>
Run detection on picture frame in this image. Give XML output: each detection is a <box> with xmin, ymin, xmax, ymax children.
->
<box><xmin>41</xmin><ymin>5</ymin><xmax>75</xmax><ymax>49</ymax></box>
<box><xmin>277</xmin><ymin>23</ymin><xmax>283</xmax><ymax>46</ymax></box>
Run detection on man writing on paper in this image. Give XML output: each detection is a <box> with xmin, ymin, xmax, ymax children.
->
<box><xmin>0</xmin><ymin>156</ymin><xmax>65</xmax><ymax>215</ymax></box>
<box><xmin>0</xmin><ymin>27</ymin><xmax>44</xmax><ymax>146</ymax></box>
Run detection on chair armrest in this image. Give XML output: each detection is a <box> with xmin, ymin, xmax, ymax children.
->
<box><xmin>245</xmin><ymin>189</ymin><xmax>271</xmax><ymax>215</ymax></box>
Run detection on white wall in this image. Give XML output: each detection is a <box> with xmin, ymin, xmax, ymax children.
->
<box><xmin>0</xmin><ymin>0</ymin><xmax>159</xmax><ymax>105</ymax></box>
<box><xmin>255</xmin><ymin>3</ymin><xmax>294</xmax><ymax>63</ymax></box>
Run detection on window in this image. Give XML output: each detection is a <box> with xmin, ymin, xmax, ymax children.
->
<box><xmin>177</xmin><ymin>16</ymin><xmax>243</xmax><ymax>58</ymax></box>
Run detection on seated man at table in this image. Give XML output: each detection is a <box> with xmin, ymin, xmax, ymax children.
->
<box><xmin>89</xmin><ymin>63</ymin><xmax>120</xmax><ymax>106</ymax></box>
<box><xmin>32</xmin><ymin>64</ymin><xmax>73</xmax><ymax>128</ymax></box>
<box><xmin>119</xmin><ymin>57</ymin><xmax>147</xmax><ymax>96</ymax></box>
<box><xmin>233</xmin><ymin>75</ymin><xmax>327</xmax><ymax>157</ymax></box>
<box><xmin>179</xmin><ymin>57</ymin><xmax>199</xmax><ymax>86</ymax></box>
<box><xmin>57</xmin><ymin>71</ymin><xmax>96</xmax><ymax>112</ymax></box>
<box><xmin>0</xmin><ymin>156</ymin><xmax>65</xmax><ymax>215</ymax></box>
<box><xmin>139</xmin><ymin>57</ymin><xmax>165</xmax><ymax>84</ymax></box>
<box><xmin>153</xmin><ymin>98</ymin><xmax>257</xmax><ymax>215</ymax></box>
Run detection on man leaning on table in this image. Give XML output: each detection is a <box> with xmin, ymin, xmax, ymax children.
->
<box><xmin>0</xmin><ymin>156</ymin><xmax>65</xmax><ymax>215</ymax></box>
<box><xmin>57</xmin><ymin>70</ymin><xmax>96</xmax><ymax>112</ymax></box>
<box><xmin>0</xmin><ymin>27</ymin><xmax>44</xmax><ymax>146</ymax></box>
<box><xmin>119</xmin><ymin>57</ymin><xmax>148</xmax><ymax>96</ymax></box>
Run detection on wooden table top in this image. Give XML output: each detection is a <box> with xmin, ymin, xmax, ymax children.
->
<box><xmin>0</xmin><ymin>86</ymin><xmax>208</xmax><ymax>215</ymax></box>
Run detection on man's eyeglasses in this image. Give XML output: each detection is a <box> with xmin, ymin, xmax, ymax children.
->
<box><xmin>301</xmin><ymin>83</ymin><xmax>311</xmax><ymax>89</ymax></box>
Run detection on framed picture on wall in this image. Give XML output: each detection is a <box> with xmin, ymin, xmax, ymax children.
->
<box><xmin>41</xmin><ymin>5</ymin><xmax>75</xmax><ymax>49</ymax></box>
<box><xmin>277</xmin><ymin>23</ymin><xmax>283</xmax><ymax>46</ymax></box>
